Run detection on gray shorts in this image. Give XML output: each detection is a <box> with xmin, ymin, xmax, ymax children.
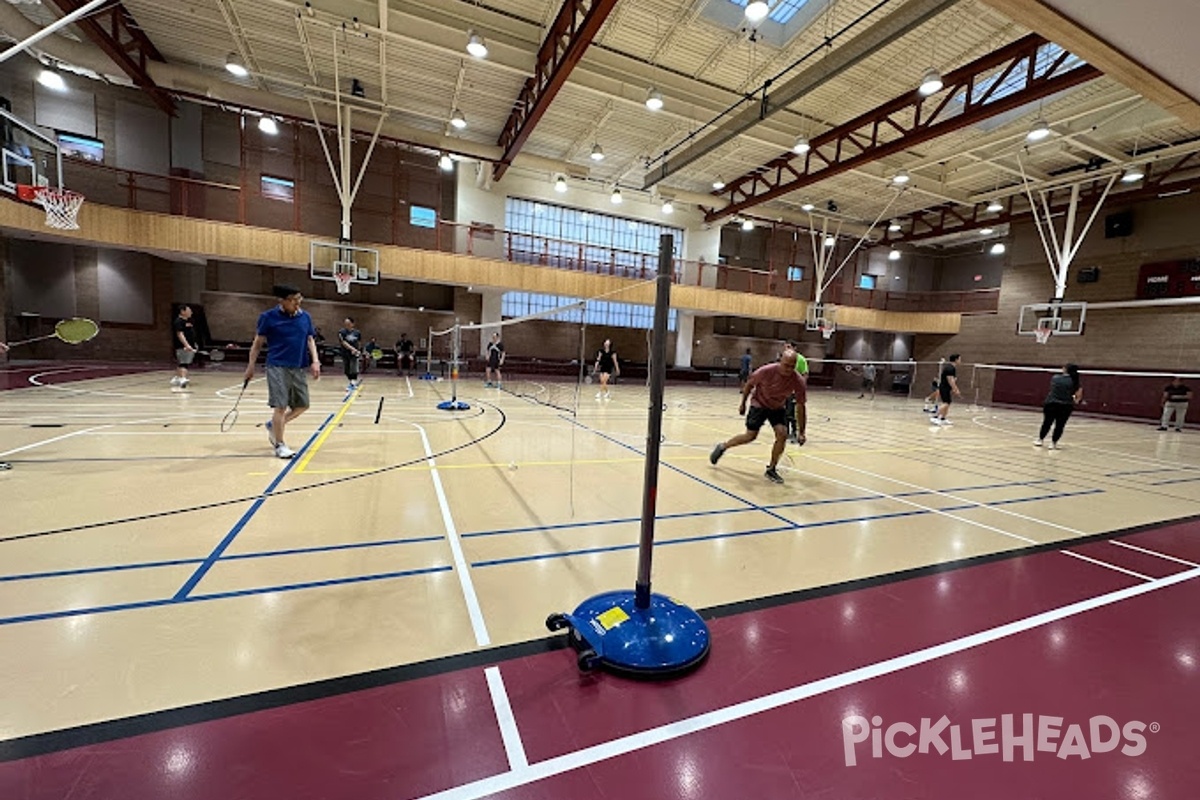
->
<box><xmin>176</xmin><ymin>348</ymin><xmax>195</xmax><ymax>366</ymax></box>
<box><xmin>266</xmin><ymin>366</ymin><xmax>310</xmax><ymax>410</ymax></box>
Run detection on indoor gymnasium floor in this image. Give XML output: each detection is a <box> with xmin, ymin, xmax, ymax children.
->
<box><xmin>1</xmin><ymin>361</ymin><xmax>1198</xmax><ymax>798</ymax></box>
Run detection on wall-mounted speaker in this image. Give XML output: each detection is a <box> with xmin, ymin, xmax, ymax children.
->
<box><xmin>1077</xmin><ymin>266</ymin><xmax>1101</xmax><ymax>283</ymax></box>
<box><xmin>1105</xmin><ymin>211</ymin><xmax>1133</xmax><ymax>238</ymax></box>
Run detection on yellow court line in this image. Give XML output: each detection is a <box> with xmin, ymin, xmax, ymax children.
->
<box><xmin>294</xmin><ymin>388</ymin><xmax>361</xmax><ymax>473</ymax></box>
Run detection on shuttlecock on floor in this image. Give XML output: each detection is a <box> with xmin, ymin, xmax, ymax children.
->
<box><xmin>508</xmin><ymin>462</ymin><xmax>518</xmax><ymax>471</ymax></box>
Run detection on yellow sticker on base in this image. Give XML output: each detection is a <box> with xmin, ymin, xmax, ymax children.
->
<box><xmin>596</xmin><ymin>606</ymin><xmax>630</xmax><ymax>631</ymax></box>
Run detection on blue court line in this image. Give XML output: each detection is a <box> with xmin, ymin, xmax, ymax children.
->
<box><xmin>471</xmin><ymin>488</ymin><xmax>1105</xmax><ymax>568</ymax></box>
<box><xmin>1106</xmin><ymin>468</ymin><xmax>1192</xmax><ymax>477</ymax></box>
<box><xmin>1151</xmin><ymin>476</ymin><xmax>1200</xmax><ymax>486</ymax></box>
<box><xmin>0</xmin><ymin>534</ymin><xmax>445</xmax><ymax>585</ymax></box>
<box><xmin>172</xmin><ymin>416</ymin><xmax>332</xmax><ymax>600</ymax></box>
<box><xmin>459</xmin><ymin>478</ymin><xmax>1061</xmax><ymax>541</ymax></box>
<box><xmin>0</xmin><ymin>565</ymin><xmax>452</xmax><ymax>627</ymax></box>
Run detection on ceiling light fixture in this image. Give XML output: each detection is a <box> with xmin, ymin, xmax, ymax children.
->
<box><xmin>645</xmin><ymin>87</ymin><xmax>664</xmax><ymax>111</ymax></box>
<box><xmin>554</xmin><ymin>175</ymin><xmax>567</xmax><ymax>193</ymax></box>
<box><xmin>466</xmin><ymin>30</ymin><xmax>488</xmax><ymax>58</ymax></box>
<box><xmin>741</xmin><ymin>218</ymin><xmax>754</xmax><ymax>231</ymax></box>
<box><xmin>986</xmin><ymin>199</ymin><xmax>1003</xmax><ymax>213</ymax></box>
<box><xmin>258</xmin><ymin>116</ymin><xmax>278</xmax><ymax>135</ymax></box>
<box><xmin>745</xmin><ymin>0</ymin><xmax>770</xmax><ymax>24</ymax></box>
<box><xmin>661</xmin><ymin>199</ymin><xmax>674</xmax><ymax>214</ymax></box>
<box><xmin>888</xmin><ymin>248</ymin><xmax>901</xmax><ymax>261</ymax></box>
<box><xmin>225</xmin><ymin>53</ymin><xmax>248</xmax><ymax>77</ymax></box>
<box><xmin>1121</xmin><ymin>165</ymin><xmax>1145</xmax><ymax>183</ymax></box>
<box><xmin>979</xmin><ymin>227</ymin><xmax>994</xmax><ymax>235</ymax></box>
<box><xmin>37</xmin><ymin>65</ymin><xmax>65</xmax><ymax>91</ymax></box>
<box><xmin>800</xmin><ymin>202</ymin><xmax>815</xmax><ymax>212</ymax></box>
<box><xmin>712</xmin><ymin>176</ymin><xmax>725</xmax><ymax>190</ymax></box>
<box><xmin>824</xmin><ymin>236</ymin><xmax>836</xmax><ymax>248</ymax></box>
<box><xmin>990</xmin><ymin>242</ymin><xmax>1006</xmax><ymax>255</ymax></box>
<box><xmin>892</xmin><ymin>170</ymin><xmax>910</xmax><ymax>185</ymax></box>
<box><xmin>1027</xmin><ymin>118</ymin><xmax>1051</xmax><ymax>141</ymax></box>
<box><xmin>888</xmin><ymin>220</ymin><xmax>902</xmax><ymax>232</ymax></box>
<box><xmin>793</xmin><ymin>136</ymin><xmax>810</xmax><ymax>154</ymax></box>
<box><xmin>590</xmin><ymin>143</ymin><xmax>605</xmax><ymax>161</ymax></box>
<box><xmin>918</xmin><ymin>67</ymin><xmax>943</xmax><ymax>96</ymax></box>
<box><xmin>610</xmin><ymin>187</ymin><xmax>622</xmax><ymax>204</ymax></box>
<box><xmin>450</xmin><ymin>109</ymin><xmax>467</xmax><ymax>129</ymax></box>
<box><xmin>439</xmin><ymin>153</ymin><xmax>453</xmax><ymax>171</ymax></box>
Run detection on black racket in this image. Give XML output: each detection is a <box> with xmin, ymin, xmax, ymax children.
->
<box><xmin>221</xmin><ymin>379</ymin><xmax>250</xmax><ymax>432</ymax></box>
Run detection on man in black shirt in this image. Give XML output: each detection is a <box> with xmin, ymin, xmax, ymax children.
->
<box><xmin>396</xmin><ymin>333</ymin><xmax>415</xmax><ymax>375</ymax></box>
<box><xmin>1160</xmin><ymin>377</ymin><xmax>1192</xmax><ymax>431</ymax></box>
<box><xmin>485</xmin><ymin>332</ymin><xmax>505</xmax><ymax>388</ymax></box>
<box><xmin>171</xmin><ymin>306</ymin><xmax>198</xmax><ymax>390</ymax></box>
<box><xmin>930</xmin><ymin>354</ymin><xmax>961</xmax><ymax>425</ymax></box>
<box><xmin>338</xmin><ymin>317</ymin><xmax>363</xmax><ymax>390</ymax></box>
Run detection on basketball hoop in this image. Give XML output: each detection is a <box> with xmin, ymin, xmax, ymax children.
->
<box><xmin>333</xmin><ymin>271</ymin><xmax>354</xmax><ymax>294</ymax></box>
<box><xmin>818</xmin><ymin>324</ymin><xmax>834</xmax><ymax>340</ymax></box>
<box><xmin>1033</xmin><ymin>326</ymin><xmax>1053</xmax><ymax>345</ymax></box>
<box><xmin>19</xmin><ymin>185</ymin><xmax>85</xmax><ymax>230</ymax></box>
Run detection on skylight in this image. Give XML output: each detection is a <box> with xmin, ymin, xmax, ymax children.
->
<box><xmin>728</xmin><ymin>0</ymin><xmax>810</xmax><ymax>25</ymax></box>
<box><xmin>960</xmin><ymin>43</ymin><xmax>1087</xmax><ymax>107</ymax></box>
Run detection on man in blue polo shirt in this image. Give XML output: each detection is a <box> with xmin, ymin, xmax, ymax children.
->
<box><xmin>244</xmin><ymin>285</ymin><xmax>321</xmax><ymax>459</ymax></box>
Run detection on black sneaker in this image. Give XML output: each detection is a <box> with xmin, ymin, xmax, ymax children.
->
<box><xmin>709</xmin><ymin>443</ymin><xmax>726</xmax><ymax>465</ymax></box>
<box><xmin>765</xmin><ymin>466</ymin><xmax>784</xmax><ymax>484</ymax></box>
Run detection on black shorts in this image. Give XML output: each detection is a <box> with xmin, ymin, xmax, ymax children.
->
<box><xmin>488</xmin><ymin>357</ymin><xmax>501</xmax><ymax>370</ymax></box>
<box><xmin>746</xmin><ymin>405</ymin><xmax>787</xmax><ymax>432</ymax></box>
<box><xmin>343</xmin><ymin>352</ymin><xmax>359</xmax><ymax>379</ymax></box>
<box><xmin>939</xmin><ymin>385</ymin><xmax>953</xmax><ymax>404</ymax></box>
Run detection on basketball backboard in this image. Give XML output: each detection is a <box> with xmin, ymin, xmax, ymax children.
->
<box><xmin>1</xmin><ymin>108</ymin><xmax>62</xmax><ymax>194</ymax></box>
<box><xmin>310</xmin><ymin>240</ymin><xmax>380</xmax><ymax>288</ymax></box>
<box><xmin>1017</xmin><ymin>300</ymin><xmax>1086</xmax><ymax>336</ymax></box>
<box><xmin>805</xmin><ymin>302</ymin><xmax>837</xmax><ymax>333</ymax></box>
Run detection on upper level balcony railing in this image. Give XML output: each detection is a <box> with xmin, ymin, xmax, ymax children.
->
<box><xmin>53</xmin><ymin>157</ymin><xmax>998</xmax><ymax>316</ymax></box>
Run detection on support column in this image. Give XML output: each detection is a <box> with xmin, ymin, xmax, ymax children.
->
<box><xmin>673</xmin><ymin>310</ymin><xmax>694</xmax><ymax>369</ymax></box>
<box><xmin>478</xmin><ymin>289</ymin><xmax>502</xmax><ymax>354</ymax></box>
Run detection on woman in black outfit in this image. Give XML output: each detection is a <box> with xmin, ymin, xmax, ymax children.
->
<box><xmin>1035</xmin><ymin>363</ymin><xmax>1082</xmax><ymax>450</ymax></box>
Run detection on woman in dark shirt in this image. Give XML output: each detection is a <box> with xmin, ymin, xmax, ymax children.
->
<box><xmin>1035</xmin><ymin>363</ymin><xmax>1082</xmax><ymax>450</ymax></box>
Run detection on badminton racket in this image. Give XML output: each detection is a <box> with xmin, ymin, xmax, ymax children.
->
<box><xmin>221</xmin><ymin>378</ymin><xmax>250</xmax><ymax>432</ymax></box>
<box><xmin>207</xmin><ymin>349</ymin><xmax>226</xmax><ymax>363</ymax></box>
<box><xmin>6</xmin><ymin>318</ymin><xmax>99</xmax><ymax>348</ymax></box>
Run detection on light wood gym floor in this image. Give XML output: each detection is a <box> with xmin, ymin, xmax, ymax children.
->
<box><xmin>1</xmin><ymin>361</ymin><xmax>1197</xmax><ymax>742</ymax></box>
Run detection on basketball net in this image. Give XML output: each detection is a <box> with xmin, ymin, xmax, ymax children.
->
<box><xmin>818</xmin><ymin>324</ymin><xmax>834</xmax><ymax>340</ymax></box>
<box><xmin>333</xmin><ymin>271</ymin><xmax>354</xmax><ymax>294</ymax></box>
<box><xmin>18</xmin><ymin>185</ymin><xmax>84</xmax><ymax>230</ymax></box>
<box><xmin>1033</xmin><ymin>326</ymin><xmax>1053</xmax><ymax>345</ymax></box>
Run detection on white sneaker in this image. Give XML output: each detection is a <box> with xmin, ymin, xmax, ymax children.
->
<box><xmin>1034</xmin><ymin>439</ymin><xmax>1043</xmax><ymax>447</ymax></box>
<box><xmin>604</xmin><ymin>392</ymin><xmax>611</xmax><ymax>400</ymax></box>
<box><xmin>179</xmin><ymin>379</ymin><xmax>188</xmax><ymax>389</ymax></box>
<box><xmin>1048</xmin><ymin>442</ymin><xmax>1058</xmax><ymax>450</ymax></box>
<box><xmin>940</xmin><ymin>418</ymin><xmax>952</xmax><ymax>425</ymax></box>
<box><xmin>170</xmin><ymin>376</ymin><xmax>181</xmax><ymax>386</ymax></box>
<box><xmin>274</xmin><ymin>443</ymin><xmax>295</xmax><ymax>459</ymax></box>
<box><xmin>930</xmin><ymin>416</ymin><xmax>942</xmax><ymax>425</ymax></box>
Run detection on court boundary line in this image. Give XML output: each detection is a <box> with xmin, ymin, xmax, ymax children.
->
<box><xmin>1</xmin><ymin>514</ymin><xmax>1196</xmax><ymax>763</ymax></box>
<box><xmin>485</xmin><ymin>667</ymin><xmax>528</xmax><ymax>771</ymax></box>
<box><xmin>172</xmin><ymin>417</ymin><xmax>331</xmax><ymax>599</ymax></box>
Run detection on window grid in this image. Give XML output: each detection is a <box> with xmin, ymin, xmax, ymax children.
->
<box><xmin>501</xmin><ymin>291</ymin><xmax>676</xmax><ymax>333</ymax></box>
<box><xmin>505</xmin><ymin>198</ymin><xmax>684</xmax><ymax>276</ymax></box>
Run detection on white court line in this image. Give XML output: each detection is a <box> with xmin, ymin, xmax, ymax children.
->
<box><xmin>1059</xmin><ymin>550</ymin><xmax>1153</xmax><ymax>581</ymax></box>
<box><xmin>420</xmin><ymin>566</ymin><xmax>1200</xmax><ymax>800</ymax></box>
<box><xmin>413</xmin><ymin>422</ymin><xmax>490</xmax><ymax>647</ymax></box>
<box><xmin>0</xmin><ymin>425</ymin><xmax>109</xmax><ymax>458</ymax></box>
<box><xmin>405</xmin><ymin>375</ymin><xmax>414</xmax><ymax>398</ymax></box>
<box><xmin>484</xmin><ymin>666</ymin><xmax>528</xmax><ymax>770</ymax></box>
<box><xmin>969</xmin><ymin>413</ymin><xmax>1200</xmax><ymax>473</ymax></box>
<box><xmin>1111</xmin><ymin>539</ymin><xmax>1200</xmax><ymax>568</ymax></box>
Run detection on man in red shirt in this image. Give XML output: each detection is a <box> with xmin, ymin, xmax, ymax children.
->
<box><xmin>710</xmin><ymin>348</ymin><xmax>808</xmax><ymax>483</ymax></box>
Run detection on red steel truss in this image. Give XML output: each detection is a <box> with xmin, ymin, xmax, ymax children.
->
<box><xmin>492</xmin><ymin>0</ymin><xmax>619</xmax><ymax>181</ymax></box>
<box><xmin>44</xmin><ymin>0</ymin><xmax>175</xmax><ymax>116</ymax></box>
<box><xmin>705</xmin><ymin>34</ymin><xmax>1100</xmax><ymax>222</ymax></box>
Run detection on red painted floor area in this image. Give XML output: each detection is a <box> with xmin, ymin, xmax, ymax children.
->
<box><xmin>0</xmin><ymin>362</ymin><xmax>159</xmax><ymax>390</ymax></box>
<box><xmin>2</xmin><ymin>520</ymin><xmax>1197</xmax><ymax>800</ymax></box>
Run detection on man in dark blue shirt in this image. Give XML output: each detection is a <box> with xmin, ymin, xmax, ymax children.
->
<box><xmin>244</xmin><ymin>285</ymin><xmax>320</xmax><ymax>459</ymax></box>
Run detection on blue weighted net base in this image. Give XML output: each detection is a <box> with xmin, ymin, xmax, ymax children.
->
<box><xmin>437</xmin><ymin>399</ymin><xmax>470</xmax><ymax>411</ymax></box>
<box><xmin>546</xmin><ymin>589</ymin><xmax>710</xmax><ymax>676</ymax></box>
